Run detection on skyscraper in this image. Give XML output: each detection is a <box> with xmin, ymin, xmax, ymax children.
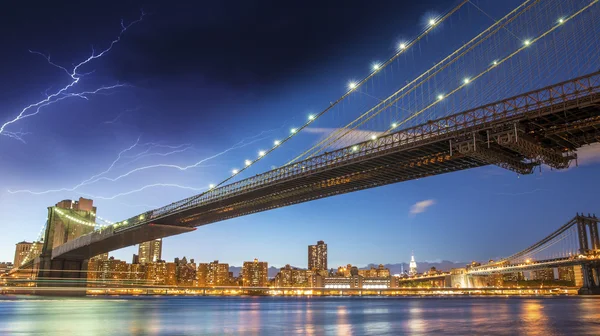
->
<box><xmin>242</xmin><ymin>258</ymin><xmax>268</xmax><ymax>287</ymax></box>
<box><xmin>308</xmin><ymin>240</ymin><xmax>327</xmax><ymax>271</ymax></box>
<box><xmin>409</xmin><ymin>253</ymin><xmax>417</xmax><ymax>276</ymax></box>
<box><xmin>138</xmin><ymin>239</ymin><xmax>162</xmax><ymax>264</ymax></box>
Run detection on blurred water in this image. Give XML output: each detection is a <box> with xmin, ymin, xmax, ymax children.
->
<box><xmin>0</xmin><ymin>296</ymin><xmax>599</xmax><ymax>335</ymax></box>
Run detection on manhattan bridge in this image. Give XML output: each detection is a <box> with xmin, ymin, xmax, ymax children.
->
<box><xmin>9</xmin><ymin>0</ymin><xmax>600</xmax><ymax>294</ymax></box>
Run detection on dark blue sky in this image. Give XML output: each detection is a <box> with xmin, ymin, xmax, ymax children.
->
<box><xmin>1</xmin><ymin>0</ymin><xmax>599</xmax><ymax>268</ymax></box>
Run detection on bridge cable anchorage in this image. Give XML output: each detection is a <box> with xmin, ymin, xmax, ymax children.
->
<box><xmin>144</xmin><ymin>1</ymin><xmax>470</xmax><ymax>216</ymax></box>
<box><xmin>291</xmin><ymin>0</ymin><xmax>539</xmax><ymax>163</ymax></box>
<box><xmin>295</xmin><ymin>0</ymin><xmax>600</xmax><ymax>161</ymax></box>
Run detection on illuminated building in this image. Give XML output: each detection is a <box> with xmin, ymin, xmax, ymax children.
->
<box><xmin>359</xmin><ymin>264</ymin><xmax>390</xmax><ymax>278</ymax></box>
<box><xmin>165</xmin><ymin>262</ymin><xmax>177</xmax><ymax>286</ymax></box>
<box><xmin>409</xmin><ymin>253</ymin><xmax>417</xmax><ymax>276</ymax></box>
<box><xmin>242</xmin><ymin>258</ymin><xmax>268</xmax><ymax>287</ymax></box>
<box><xmin>558</xmin><ymin>266</ymin><xmax>575</xmax><ymax>282</ymax></box>
<box><xmin>145</xmin><ymin>261</ymin><xmax>167</xmax><ymax>285</ymax></box>
<box><xmin>13</xmin><ymin>241</ymin><xmax>43</xmax><ymax>267</ymax></box>
<box><xmin>0</xmin><ymin>262</ymin><xmax>14</xmax><ymax>275</ymax></box>
<box><xmin>139</xmin><ymin>239</ymin><xmax>162</xmax><ymax>264</ymax></box>
<box><xmin>175</xmin><ymin>257</ymin><xmax>196</xmax><ymax>286</ymax></box>
<box><xmin>324</xmin><ymin>275</ymin><xmax>361</xmax><ymax>289</ymax></box>
<box><xmin>531</xmin><ymin>268</ymin><xmax>554</xmax><ymax>281</ymax></box>
<box><xmin>127</xmin><ymin>263</ymin><xmax>146</xmax><ymax>284</ymax></box>
<box><xmin>95</xmin><ymin>257</ymin><xmax>128</xmax><ymax>282</ymax></box>
<box><xmin>274</xmin><ymin>264</ymin><xmax>309</xmax><ymax>287</ymax></box>
<box><xmin>502</xmin><ymin>272</ymin><xmax>525</xmax><ymax>282</ymax></box>
<box><xmin>87</xmin><ymin>253</ymin><xmax>109</xmax><ymax>283</ymax></box>
<box><xmin>308</xmin><ymin>240</ymin><xmax>327</xmax><ymax>271</ymax></box>
<box><xmin>198</xmin><ymin>260</ymin><xmax>230</xmax><ymax>286</ymax></box>
<box><xmin>362</xmin><ymin>277</ymin><xmax>390</xmax><ymax>289</ymax></box>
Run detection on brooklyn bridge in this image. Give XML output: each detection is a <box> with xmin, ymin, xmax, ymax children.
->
<box><xmin>6</xmin><ymin>0</ymin><xmax>600</xmax><ymax>295</ymax></box>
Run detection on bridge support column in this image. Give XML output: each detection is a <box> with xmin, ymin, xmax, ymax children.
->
<box><xmin>588</xmin><ymin>215</ymin><xmax>600</xmax><ymax>251</ymax></box>
<box><xmin>578</xmin><ymin>262</ymin><xmax>600</xmax><ymax>295</ymax></box>
<box><xmin>576</xmin><ymin>215</ymin><xmax>590</xmax><ymax>254</ymax></box>
<box><xmin>35</xmin><ymin>253</ymin><xmax>89</xmax><ymax>296</ymax></box>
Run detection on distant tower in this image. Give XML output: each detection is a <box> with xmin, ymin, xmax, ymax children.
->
<box><xmin>409</xmin><ymin>252</ymin><xmax>417</xmax><ymax>276</ymax></box>
<box><xmin>308</xmin><ymin>240</ymin><xmax>327</xmax><ymax>271</ymax></box>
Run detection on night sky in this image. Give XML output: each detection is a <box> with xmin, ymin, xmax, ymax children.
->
<box><xmin>1</xmin><ymin>0</ymin><xmax>599</xmax><ymax>268</ymax></box>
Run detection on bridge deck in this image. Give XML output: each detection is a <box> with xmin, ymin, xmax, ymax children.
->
<box><xmin>52</xmin><ymin>72</ymin><xmax>600</xmax><ymax>260</ymax></box>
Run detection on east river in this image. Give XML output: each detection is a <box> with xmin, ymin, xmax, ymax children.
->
<box><xmin>0</xmin><ymin>296</ymin><xmax>599</xmax><ymax>335</ymax></box>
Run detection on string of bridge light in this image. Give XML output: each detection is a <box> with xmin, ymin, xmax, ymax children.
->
<box><xmin>381</xmin><ymin>10</ymin><xmax>583</xmax><ymax>136</ymax></box>
<box><xmin>54</xmin><ymin>207</ymin><xmax>97</xmax><ymax>227</ymax></box>
<box><xmin>202</xmin><ymin>3</ymin><xmax>469</xmax><ymax>192</ymax></box>
<box><xmin>20</xmin><ymin>221</ymin><xmax>48</xmax><ymax>266</ymax></box>
<box><xmin>290</xmin><ymin>0</ymin><xmax>540</xmax><ymax>162</ymax></box>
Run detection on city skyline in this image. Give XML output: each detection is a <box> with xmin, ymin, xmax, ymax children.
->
<box><xmin>2</xmin><ymin>0</ymin><xmax>600</xmax><ymax>269</ymax></box>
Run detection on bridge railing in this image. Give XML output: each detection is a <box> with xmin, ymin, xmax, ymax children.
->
<box><xmin>142</xmin><ymin>71</ymin><xmax>600</xmax><ymax>226</ymax></box>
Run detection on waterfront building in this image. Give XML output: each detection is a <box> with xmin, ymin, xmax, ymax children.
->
<box><xmin>359</xmin><ymin>264</ymin><xmax>390</xmax><ymax>278</ymax></box>
<box><xmin>558</xmin><ymin>266</ymin><xmax>575</xmax><ymax>282</ymax></box>
<box><xmin>139</xmin><ymin>239</ymin><xmax>162</xmax><ymax>264</ymax></box>
<box><xmin>242</xmin><ymin>258</ymin><xmax>268</xmax><ymax>287</ymax></box>
<box><xmin>0</xmin><ymin>262</ymin><xmax>14</xmax><ymax>275</ymax></box>
<box><xmin>13</xmin><ymin>241</ymin><xmax>43</xmax><ymax>267</ymax></box>
<box><xmin>362</xmin><ymin>277</ymin><xmax>391</xmax><ymax>289</ymax></box>
<box><xmin>531</xmin><ymin>268</ymin><xmax>554</xmax><ymax>281</ymax></box>
<box><xmin>503</xmin><ymin>272</ymin><xmax>525</xmax><ymax>282</ymax></box>
<box><xmin>324</xmin><ymin>275</ymin><xmax>361</xmax><ymax>289</ymax></box>
<box><xmin>308</xmin><ymin>240</ymin><xmax>327</xmax><ymax>271</ymax></box>
<box><xmin>175</xmin><ymin>257</ymin><xmax>196</xmax><ymax>287</ymax></box>
<box><xmin>145</xmin><ymin>261</ymin><xmax>168</xmax><ymax>285</ymax></box>
<box><xmin>198</xmin><ymin>260</ymin><xmax>230</xmax><ymax>286</ymax></box>
<box><xmin>274</xmin><ymin>264</ymin><xmax>309</xmax><ymax>287</ymax></box>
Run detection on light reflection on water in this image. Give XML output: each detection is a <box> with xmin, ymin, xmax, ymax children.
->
<box><xmin>0</xmin><ymin>296</ymin><xmax>599</xmax><ymax>335</ymax></box>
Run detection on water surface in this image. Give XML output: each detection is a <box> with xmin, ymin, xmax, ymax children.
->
<box><xmin>1</xmin><ymin>296</ymin><xmax>599</xmax><ymax>335</ymax></box>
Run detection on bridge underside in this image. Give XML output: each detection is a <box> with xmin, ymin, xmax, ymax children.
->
<box><xmin>51</xmin><ymin>72</ymin><xmax>600</xmax><ymax>261</ymax></box>
<box><xmin>51</xmin><ymin>224</ymin><xmax>195</xmax><ymax>260</ymax></box>
<box><xmin>163</xmin><ymin>98</ymin><xmax>600</xmax><ymax>228</ymax></box>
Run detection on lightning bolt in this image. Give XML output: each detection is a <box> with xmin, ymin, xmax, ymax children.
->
<box><xmin>80</xmin><ymin>184</ymin><xmax>209</xmax><ymax>200</ymax></box>
<box><xmin>0</xmin><ymin>12</ymin><xmax>145</xmax><ymax>142</ymax></box>
<box><xmin>7</xmin><ymin>128</ymin><xmax>275</xmax><ymax>198</ymax></box>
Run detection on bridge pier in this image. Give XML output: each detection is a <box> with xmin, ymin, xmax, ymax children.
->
<box><xmin>578</xmin><ymin>263</ymin><xmax>600</xmax><ymax>295</ymax></box>
<box><xmin>34</xmin><ymin>254</ymin><xmax>89</xmax><ymax>296</ymax></box>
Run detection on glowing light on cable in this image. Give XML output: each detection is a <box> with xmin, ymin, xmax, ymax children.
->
<box><xmin>348</xmin><ymin>82</ymin><xmax>357</xmax><ymax>90</ymax></box>
<box><xmin>245</xmin><ymin>160</ymin><xmax>252</xmax><ymax>166</ymax></box>
<box><xmin>399</xmin><ymin>43</ymin><xmax>407</xmax><ymax>50</ymax></box>
<box><xmin>370</xmin><ymin>135</ymin><xmax>377</xmax><ymax>140</ymax></box>
<box><xmin>437</xmin><ymin>94</ymin><xmax>444</xmax><ymax>101</ymax></box>
<box><xmin>290</xmin><ymin>128</ymin><xmax>297</xmax><ymax>134</ymax></box>
<box><xmin>258</xmin><ymin>150</ymin><xmax>266</xmax><ymax>157</ymax></box>
<box><xmin>558</xmin><ymin>18</ymin><xmax>564</xmax><ymax>24</ymax></box>
<box><xmin>372</xmin><ymin>63</ymin><xmax>381</xmax><ymax>71</ymax></box>
<box><xmin>463</xmin><ymin>78</ymin><xmax>470</xmax><ymax>84</ymax></box>
<box><xmin>392</xmin><ymin>123</ymin><xmax>398</xmax><ymax>128</ymax></box>
<box><xmin>274</xmin><ymin>140</ymin><xmax>281</xmax><ymax>146</ymax></box>
<box><xmin>524</xmin><ymin>39</ymin><xmax>531</xmax><ymax>46</ymax></box>
<box><xmin>429</xmin><ymin>19</ymin><xmax>437</xmax><ymax>26</ymax></box>
<box><xmin>492</xmin><ymin>60</ymin><xmax>498</xmax><ymax>66</ymax></box>
<box><xmin>209</xmin><ymin>184</ymin><xmax>215</xmax><ymax>189</ymax></box>
<box><xmin>308</xmin><ymin>114</ymin><xmax>315</xmax><ymax>120</ymax></box>
<box><xmin>232</xmin><ymin>169</ymin><xmax>239</xmax><ymax>174</ymax></box>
